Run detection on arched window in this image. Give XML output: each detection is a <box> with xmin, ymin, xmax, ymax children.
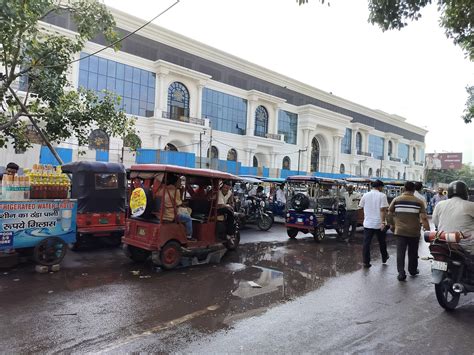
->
<box><xmin>123</xmin><ymin>133</ymin><xmax>142</xmax><ymax>149</ymax></box>
<box><xmin>254</xmin><ymin>105</ymin><xmax>268</xmax><ymax>137</ymax></box>
<box><xmin>388</xmin><ymin>141</ymin><xmax>393</xmax><ymax>156</ymax></box>
<box><xmin>339</xmin><ymin>164</ymin><xmax>345</xmax><ymax>174</ymax></box>
<box><xmin>165</xmin><ymin>143</ymin><xmax>178</xmax><ymax>151</ymax></box>
<box><xmin>227</xmin><ymin>149</ymin><xmax>237</xmax><ymax>161</ymax></box>
<box><xmin>282</xmin><ymin>156</ymin><xmax>291</xmax><ymax>170</ymax></box>
<box><xmin>311</xmin><ymin>137</ymin><xmax>320</xmax><ymax>172</ymax></box>
<box><xmin>397</xmin><ymin>172</ymin><xmax>401</xmax><ymax>180</ymax></box>
<box><xmin>89</xmin><ymin>129</ymin><xmax>109</xmax><ymax>151</ymax></box>
<box><xmin>167</xmin><ymin>82</ymin><xmax>189</xmax><ymax>120</ymax></box>
<box><xmin>253</xmin><ymin>156</ymin><xmax>259</xmax><ymax>167</ymax></box>
<box><xmin>356</xmin><ymin>132</ymin><xmax>362</xmax><ymax>153</ymax></box>
<box><xmin>207</xmin><ymin>146</ymin><xmax>219</xmax><ymax>159</ymax></box>
<box><xmin>412</xmin><ymin>147</ymin><xmax>417</xmax><ymax>161</ymax></box>
<box><xmin>368</xmin><ymin>168</ymin><xmax>373</xmax><ymax>177</ymax></box>
<box><xmin>376</xmin><ymin>168</ymin><xmax>381</xmax><ymax>177</ymax></box>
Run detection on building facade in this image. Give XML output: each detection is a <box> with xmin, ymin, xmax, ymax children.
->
<box><xmin>1</xmin><ymin>7</ymin><xmax>427</xmax><ymax>180</ymax></box>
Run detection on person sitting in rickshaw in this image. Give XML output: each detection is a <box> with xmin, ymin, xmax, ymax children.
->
<box><xmin>142</xmin><ymin>176</ymin><xmax>162</xmax><ymax>220</ymax></box>
<box><xmin>217</xmin><ymin>180</ymin><xmax>235</xmax><ymax>239</ymax></box>
<box><xmin>163</xmin><ymin>174</ymin><xmax>194</xmax><ymax>240</ymax></box>
<box><xmin>276</xmin><ymin>183</ymin><xmax>286</xmax><ymax>206</ymax></box>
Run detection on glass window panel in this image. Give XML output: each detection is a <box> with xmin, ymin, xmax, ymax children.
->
<box><xmin>146</xmin><ymin>102</ymin><xmax>154</xmax><ymax>112</ymax></box>
<box><xmin>132</xmin><ymin>83</ymin><xmax>140</xmax><ymax>99</ymax></box>
<box><xmin>97</xmin><ymin>74</ymin><xmax>107</xmax><ymax>91</ymax></box>
<box><xmin>78</xmin><ymin>69</ymin><xmax>88</xmax><ymax>88</ymax></box>
<box><xmin>98</xmin><ymin>57</ymin><xmax>107</xmax><ymax>75</ymax></box>
<box><xmin>139</xmin><ymin>108</ymin><xmax>146</xmax><ymax>117</ymax></box>
<box><xmin>123</xmin><ymin>97</ymin><xmax>131</xmax><ymax>112</ymax></box>
<box><xmin>107</xmin><ymin>60</ymin><xmax>116</xmax><ymax>77</ymax></box>
<box><xmin>115</xmin><ymin>79</ymin><xmax>124</xmax><ymax>97</ymax></box>
<box><xmin>148</xmin><ymin>72</ymin><xmax>155</xmax><ymax>87</ymax></box>
<box><xmin>124</xmin><ymin>81</ymin><xmax>132</xmax><ymax>98</ymax></box>
<box><xmin>87</xmin><ymin>72</ymin><xmax>98</xmax><ymax>90</ymax></box>
<box><xmin>116</xmin><ymin>63</ymin><xmax>125</xmax><ymax>80</ymax></box>
<box><xmin>124</xmin><ymin>65</ymin><xmax>133</xmax><ymax>82</ymax></box>
<box><xmin>79</xmin><ymin>53</ymin><xmax>89</xmax><ymax>71</ymax></box>
<box><xmin>132</xmin><ymin>68</ymin><xmax>141</xmax><ymax>84</ymax></box>
<box><xmin>140</xmin><ymin>85</ymin><xmax>147</xmax><ymax>101</ymax></box>
<box><xmin>147</xmin><ymin>87</ymin><xmax>155</xmax><ymax>103</ymax></box>
<box><xmin>140</xmin><ymin>70</ymin><xmax>148</xmax><ymax>86</ymax></box>
<box><xmin>88</xmin><ymin>56</ymin><xmax>98</xmax><ymax>73</ymax></box>
<box><xmin>106</xmin><ymin>76</ymin><xmax>115</xmax><ymax>91</ymax></box>
<box><xmin>131</xmin><ymin>99</ymin><xmax>139</xmax><ymax>115</ymax></box>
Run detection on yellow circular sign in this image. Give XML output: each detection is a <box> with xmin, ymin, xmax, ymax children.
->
<box><xmin>130</xmin><ymin>188</ymin><xmax>147</xmax><ymax>217</ymax></box>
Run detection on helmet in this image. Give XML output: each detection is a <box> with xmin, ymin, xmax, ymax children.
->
<box><xmin>447</xmin><ymin>180</ymin><xmax>469</xmax><ymax>200</ymax></box>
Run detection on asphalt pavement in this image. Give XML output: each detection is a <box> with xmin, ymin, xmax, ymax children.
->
<box><xmin>1</xmin><ymin>224</ymin><xmax>473</xmax><ymax>353</ymax></box>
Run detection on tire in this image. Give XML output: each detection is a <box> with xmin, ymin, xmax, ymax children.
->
<box><xmin>287</xmin><ymin>228</ymin><xmax>298</xmax><ymax>239</ymax></box>
<box><xmin>33</xmin><ymin>237</ymin><xmax>67</xmax><ymax>266</ymax></box>
<box><xmin>225</xmin><ymin>231</ymin><xmax>240</xmax><ymax>251</ymax></box>
<box><xmin>257</xmin><ymin>214</ymin><xmax>273</xmax><ymax>231</ymax></box>
<box><xmin>313</xmin><ymin>225</ymin><xmax>325</xmax><ymax>243</ymax></box>
<box><xmin>160</xmin><ymin>241</ymin><xmax>182</xmax><ymax>270</ymax></box>
<box><xmin>290</xmin><ymin>193</ymin><xmax>310</xmax><ymax>212</ymax></box>
<box><xmin>125</xmin><ymin>245</ymin><xmax>150</xmax><ymax>263</ymax></box>
<box><xmin>435</xmin><ymin>280</ymin><xmax>460</xmax><ymax>311</ymax></box>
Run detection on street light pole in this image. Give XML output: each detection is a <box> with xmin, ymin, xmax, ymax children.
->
<box><xmin>199</xmin><ymin>130</ymin><xmax>206</xmax><ymax>168</ymax></box>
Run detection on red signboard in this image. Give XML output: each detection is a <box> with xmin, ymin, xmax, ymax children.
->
<box><xmin>425</xmin><ymin>153</ymin><xmax>463</xmax><ymax>170</ymax></box>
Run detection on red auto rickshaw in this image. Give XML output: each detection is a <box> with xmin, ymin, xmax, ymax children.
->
<box><xmin>62</xmin><ymin>161</ymin><xmax>127</xmax><ymax>249</ymax></box>
<box><xmin>122</xmin><ymin>164</ymin><xmax>240</xmax><ymax>270</ymax></box>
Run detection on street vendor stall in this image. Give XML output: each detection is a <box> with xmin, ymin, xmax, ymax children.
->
<box><xmin>0</xmin><ymin>164</ymin><xmax>77</xmax><ymax>268</ymax></box>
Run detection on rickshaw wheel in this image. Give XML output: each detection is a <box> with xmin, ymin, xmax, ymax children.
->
<box><xmin>160</xmin><ymin>241</ymin><xmax>182</xmax><ymax>270</ymax></box>
<box><xmin>287</xmin><ymin>228</ymin><xmax>298</xmax><ymax>239</ymax></box>
<box><xmin>225</xmin><ymin>231</ymin><xmax>240</xmax><ymax>251</ymax></box>
<box><xmin>313</xmin><ymin>225</ymin><xmax>325</xmax><ymax>243</ymax></box>
<box><xmin>257</xmin><ymin>215</ymin><xmax>273</xmax><ymax>231</ymax></box>
<box><xmin>33</xmin><ymin>237</ymin><xmax>67</xmax><ymax>266</ymax></box>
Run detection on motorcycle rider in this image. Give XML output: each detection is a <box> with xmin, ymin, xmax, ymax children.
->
<box><xmin>432</xmin><ymin>180</ymin><xmax>474</xmax><ymax>253</ymax></box>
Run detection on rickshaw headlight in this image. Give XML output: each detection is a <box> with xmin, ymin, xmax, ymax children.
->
<box><xmin>286</xmin><ymin>213</ymin><xmax>290</xmax><ymax>218</ymax></box>
<box><xmin>309</xmin><ymin>215</ymin><xmax>314</xmax><ymax>221</ymax></box>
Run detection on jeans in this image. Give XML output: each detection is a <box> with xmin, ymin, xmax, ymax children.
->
<box><xmin>396</xmin><ymin>235</ymin><xmax>419</xmax><ymax>275</ymax></box>
<box><xmin>362</xmin><ymin>228</ymin><xmax>388</xmax><ymax>265</ymax></box>
<box><xmin>178</xmin><ymin>213</ymin><xmax>193</xmax><ymax>236</ymax></box>
<box><xmin>343</xmin><ymin>210</ymin><xmax>358</xmax><ymax>239</ymax></box>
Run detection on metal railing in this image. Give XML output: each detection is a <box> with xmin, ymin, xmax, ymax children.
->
<box><xmin>162</xmin><ymin>111</ymin><xmax>206</xmax><ymax>126</ymax></box>
<box><xmin>414</xmin><ymin>161</ymin><xmax>424</xmax><ymax>166</ymax></box>
<box><xmin>265</xmin><ymin>133</ymin><xmax>282</xmax><ymax>140</ymax></box>
<box><xmin>357</xmin><ymin>150</ymin><xmax>372</xmax><ymax>157</ymax></box>
<box><xmin>389</xmin><ymin>156</ymin><xmax>402</xmax><ymax>162</ymax></box>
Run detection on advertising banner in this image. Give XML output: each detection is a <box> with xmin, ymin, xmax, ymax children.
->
<box><xmin>425</xmin><ymin>153</ymin><xmax>463</xmax><ymax>170</ymax></box>
<box><xmin>0</xmin><ymin>200</ymin><xmax>77</xmax><ymax>250</ymax></box>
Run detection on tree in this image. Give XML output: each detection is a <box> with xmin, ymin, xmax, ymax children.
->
<box><xmin>297</xmin><ymin>0</ymin><xmax>473</xmax><ymax>124</ymax></box>
<box><xmin>0</xmin><ymin>0</ymin><xmax>138</xmax><ymax>157</ymax></box>
<box><xmin>426</xmin><ymin>164</ymin><xmax>474</xmax><ymax>187</ymax></box>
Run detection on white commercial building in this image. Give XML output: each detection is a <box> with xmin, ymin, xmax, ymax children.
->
<box><xmin>1</xmin><ymin>6</ymin><xmax>427</xmax><ymax>180</ymax></box>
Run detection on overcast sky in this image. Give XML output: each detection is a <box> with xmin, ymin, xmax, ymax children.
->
<box><xmin>103</xmin><ymin>0</ymin><xmax>474</xmax><ymax>164</ymax></box>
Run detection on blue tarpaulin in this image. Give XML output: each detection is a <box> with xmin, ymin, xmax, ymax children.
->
<box><xmin>39</xmin><ymin>146</ymin><xmax>73</xmax><ymax>166</ymax></box>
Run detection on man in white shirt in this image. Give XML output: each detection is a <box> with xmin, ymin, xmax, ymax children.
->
<box><xmin>358</xmin><ymin>180</ymin><xmax>390</xmax><ymax>268</ymax></box>
<box><xmin>342</xmin><ymin>185</ymin><xmax>361</xmax><ymax>242</ymax></box>
<box><xmin>217</xmin><ymin>180</ymin><xmax>235</xmax><ymax>238</ymax></box>
<box><xmin>276</xmin><ymin>183</ymin><xmax>286</xmax><ymax>205</ymax></box>
<box><xmin>432</xmin><ymin>180</ymin><xmax>474</xmax><ymax>253</ymax></box>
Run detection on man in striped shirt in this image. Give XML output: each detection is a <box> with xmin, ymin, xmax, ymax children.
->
<box><xmin>388</xmin><ymin>181</ymin><xmax>430</xmax><ymax>281</ymax></box>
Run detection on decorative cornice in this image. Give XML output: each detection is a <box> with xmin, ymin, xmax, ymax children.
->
<box><xmin>154</xmin><ymin>60</ymin><xmax>211</xmax><ymax>84</ymax></box>
<box><xmin>247</xmin><ymin>89</ymin><xmax>286</xmax><ymax>105</ymax></box>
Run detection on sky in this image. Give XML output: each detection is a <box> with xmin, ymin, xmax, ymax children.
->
<box><xmin>103</xmin><ymin>0</ymin><xmax>474</xmax><ymax>164</ymax></box>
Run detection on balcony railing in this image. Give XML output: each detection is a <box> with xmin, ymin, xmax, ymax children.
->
<box><xmin>414</xmin><ymin>161</ymin><xmax>424</xmax><ymax>166</ymax></box>
<box><xmin>389</xmin><ymin>156</ymin><xmax>402</xmax><ymax>162</ymax></box>
<box><xmin>265</xmin><ymin>133</ymin><xmax>282</xmax><ymax>140</ymax></box>
<box><xmin>357</xmin><ymin>150</ymin><xmax>372</xmax><ymax>157</ymax></box>
<box><xmin>162</xmin><ymin>111</ymin><xmax>205</xmax><ymax>126</ymax></box>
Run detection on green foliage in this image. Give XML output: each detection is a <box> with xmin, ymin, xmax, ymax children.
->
<box><xmin>0</xmin><ymin>0</ymin><xmax>138</xmax><ymax>151</ymax></box>
<box><xmin>426</xmin><ymin>164</ymin><xmax>474</xmax><ymax>187</ymax></box>
<box><xmin>462</xmin><ymin>85</ymin><xmax>473</xmax><ymax>123</ymax></box>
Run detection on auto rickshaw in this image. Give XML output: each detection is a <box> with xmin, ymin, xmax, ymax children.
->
<box><xmin>285</xmin><ymin>176</ymin><xmax>345</xmax><ymax>242</ymax></box>
<box><xmin>61</xmin><ymin>161</ymin><xmax>127</xmax><ymax>249</ymax></box>
<box><xmin>344</xmin><ymin>177</ymin><xmax>373</xmax><ymax>226</ymax></box>
<box><xmin>122</xmin><ymin>164</ymin><xmax>240</xmax><ymax>270</ymax></box>
<box><xmin>383</xmin><ymin>180</ymin><xmax>405</xmax><ymax>204</ymax></box>
<box><xmin>261</xmin><ymin>177</ymin><xmax>287</xmax><ymax>220</ymax></box>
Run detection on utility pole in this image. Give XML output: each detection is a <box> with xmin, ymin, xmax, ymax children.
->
<box><xmin>199</xmin><ymin>130</ymin><xmax>206</xmax><ymax>168</ymax></box>
<box><xmin>297</xmin><ymin>147</ymin><xmax>307</xmax><ymax>175</ymax></box>
<box><xmin>207</xmin><ymin>126</ymin><xmax>213</xmax><ymax>168</ymax></box>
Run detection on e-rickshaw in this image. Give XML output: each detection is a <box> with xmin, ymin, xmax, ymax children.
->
<box><xmin>344</xmin><ymin>177</ymin><xmax>373</xmax><ymax>226</ymax></box>
<box><xmin>261</xmin><ymin>177</ymin><xmax>287</xmax><ymax>219</ymax></box>
<box><xmin>285</xmin><ymin>176</ymin><xmax>345</xmax><ymax>242</ymax></box>
<box><xmin>61</xmin><ymin>161</ymin><xmax>126</xmax><ymax>249</ymax></box>
<box><xmin>383</xmin><ymin>180</ymin><xmax>405</xmax><ymax>204</ymax></box>
<box><xmin>122</xmin><ymin>165</ymin><xmax>240</xmax><ymax>270</ymax></box>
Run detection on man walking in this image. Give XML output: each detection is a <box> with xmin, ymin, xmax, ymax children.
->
<box><xmin>342</xmin><ymin>185</ymin><xmax>361</xmax><ymax>242</ymax></box>
<box><xmin>388</xmin><ymin>181</ymin><xmax>430</xmax><ymax>281</ymax></box>
<box><xmin>431</xmin><ymin>187</ymin><xmax>447</xmax><ymax>210</ymax></box>
<box><xmin>358</xmin><ymin>180</ymin><xmax>389</xmax><ymax>268</ymax></box>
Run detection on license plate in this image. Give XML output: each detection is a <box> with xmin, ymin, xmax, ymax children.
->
<box><xmin>99</xmin><ymin>218</ymin><xmax>109</xmax><ymax>224</ymax></box>
<box><xmin>432</xmin><ymin>260</ymin><xmax>447</xmax><ymax>271</ymax></box>
<box><xmin>138</xmin><ymin>227</ymin><xmax>146</xmax><ymax>237</ymax></box>
<box><xmin>297</xmin><ymin>218</ymin><xmax>303</xmax><ymax>223</ymax></box>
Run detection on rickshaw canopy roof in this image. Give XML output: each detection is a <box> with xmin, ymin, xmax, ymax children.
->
<box><xmin>62</xmin><ymin>161</ymin><xmax>126</xmax><ymax>174</ymax></box>
<box><xmin>130</xmin><ymin>164</ymin><xmax>239</xmax><ymax>180</ymax></box>
<box><xmin>344</xmin><ymin>177</ymin><xmax>373</xmax><ymax>184</ymax></box>
<box><xmin>261</xmin><ymin>177</ymin><xmax>286</xmax><ymax>183</ymax></box>
<box><xmin>238</xmin><ymin>175</ymin><xmax>263</xmax><ymax>183</ymax></box>
<box><xmin>286</xmin><ymin>175</ymin><xmax>345</xmax><ymax>185</ymax></box>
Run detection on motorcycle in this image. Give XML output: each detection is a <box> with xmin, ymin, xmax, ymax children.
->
<box><xmin>425</xmin><ymin>231</ymin><xmax>474</xmax><ymax>311</ymax></box>
<box><xmin>235</xmin><ymin>195</ymin><xmax>274</xmax><ymax>231</ymax></box>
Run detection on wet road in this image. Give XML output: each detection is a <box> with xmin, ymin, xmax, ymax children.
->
<box><xmin>1</xmin><ymin>224</ymin><xmax>473</xmax><ymax>353</ymax></box>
